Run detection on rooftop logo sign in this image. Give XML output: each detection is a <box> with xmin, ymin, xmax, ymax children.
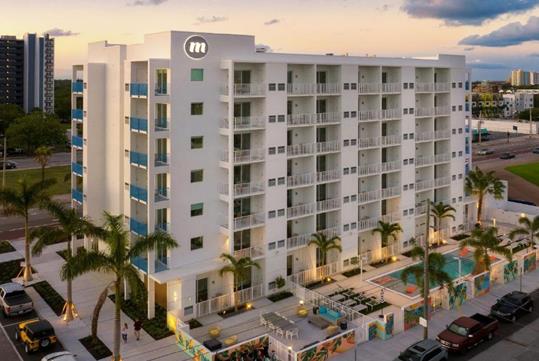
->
<box><xmin>184</xmin><ymin>35</ymin><xmax>208</xmax><ymax>60</ymax></box>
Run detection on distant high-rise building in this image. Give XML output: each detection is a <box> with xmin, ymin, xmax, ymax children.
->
<box><xmin>0</xmin><ymin>33</ymin><xmax>54</xmax><ymax>113</ymax></box>
<box><xmin>511</xmin><ymin>69</ymin><xmax>531</xmax><ymax>86</ymax></box>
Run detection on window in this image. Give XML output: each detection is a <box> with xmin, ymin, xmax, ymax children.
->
<box><xmin>403</xmin><ymin>184</ymin><xmax>408</xmax><ymax>191</ymax></box>
<box><xmin>351</xmin><ymin>194</ymin><xmax>357</xmax><ymax>202</ymax></box>
<box><xmin>343</xmin><ymin>83</ymin><xmax>350</xmax><ymax>90</ymax></box>
<box><xmin>403</xmin><ymin>108</ymin><xmax>408</xmax><ymax>115</ymax></box>
<box><xmin>351</xmin><ymin>111</ymin><xmax>357</xmax><ymax>118</ymax></box>
<box><xmin>277</xmin><ymin>115</ymin><xmax>285</xmax><ymax>122</ymax></box>
<box><xmin>190</xmin><ymin>236</ymin><xmax>203</xmax><ymax>250</ymax></box>
<box><xmin>268</xmin><ymin>83</ymin><xmax>276</xmax><ymax>91</ymax></box>
<box><xmin>351</xmin><ymin>83</ymin><xmax>357</xmax><ymax>90</ymax></box>
<box><xmin>268</xmin><ymin>147</ymin><xmax>276</xmax><ymax>155</ymax></box>
<box><xmin>191</xmin><ymin>169</ymin><xmax>203</xmax><ymax>183</ymax></box>
<box><xmin>409</xmin><ymin>83</ymin><xmax>414</xmax><ymax>89</ymax></box>
<box><xmin>277</xmin><ymin>209</ymin><xmax>285</xmax><ymax>216</ymax></box>
<box><xmin>268</xmin><ymin>178</ymin><xmax>276</xmax><ymax>186</ymax></box>
<box><xmin>351</xmin><ymin>166</ymin><xmax>357</xmax><ymax>173</ymax></box>
<box><xmin>277</xmin><ymin>146</ymin><xmax>285</xmax><ymax>154</ymax></box>
<box><xmin>269</xmin><ymin>115</ymin><xmax>276</xmax><ymax>123</ymax></box>
<box><xmin>277</xmin><ymin>240</ymin><xmax>285</xmax><ymax>248</ymax></box>
<box><xmin>344</xmin><ymin>111</ymin><xmax>350</xmax><ymax>118</ymax></box>
<box><xmin>403</xmin><ymin>133</ymin><xmax>408</xmax><ymax>140</ymax></box>
<box><xmin>191</xmin><ymin>203</ymin><xmax>203</xmax><ymax>217</ymax></box>
<box><xmin>278</xmin><ymin>83</ymin><xmax>285</xmax><ymax>91</ymax></box>
<box><xmin>403</xmin><ymin>83</ymin><xmax>408</xmax><ymax>89</ymax></box>
<box><xmin>191</xmin><ymin>136</ymin><xmax>203</xmax><ymax>149</ymax></box>
<box><xmin>344</xmin><ymin>139</ymin><xmax>350</xmax><ymax>146</ymax></box>
<box><xmin>191</xmin><ymin>103</ymin><xmax>203</xmax><ymax>115</ymax></box>
<box><xmin>409</xmin><ymin>133</ymin><xmax>414</xmax><ymax>139</ymax></box>
<box><xmin>344</xmin><ymin>196</ymin><xmax>350</xmax><ymax>203</ymax></box>
<box><xmin>268</xmin><ymin>210</ymin><xmax>276</xmax><ymax>218</ymax></box>
<box><xmin>277</xmin><ymin>177</ymin><xmax>285</xmax><ymax>185</ymax></box>
<box><xmin>191</xmin><ymin>69</ymin><xmax>204</xmax><ymax>81</ymax></box>
<box><xmin>268</xmin><ymin>242</ymin><xmax>276</xmax><ymax>250</ymax></box>
<box><xmin>351</xmin><ymin>139</ymin><xmax>357</xmax><ymax>146</ymax></box>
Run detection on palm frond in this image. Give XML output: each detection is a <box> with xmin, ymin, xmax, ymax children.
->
<box><xmin>31</xmin><ymin>227</ymin><xmax>66</xmax><ymax>256</ymax></box>
<box><xmin>60</xmin><ymin>248</ymin><xmax>113</xmax><ymax>281</ymax></box>
<box><xmin>127</xmin><ymin>231</ymin><xmax>178</xmax><ymax>259</ymax></box>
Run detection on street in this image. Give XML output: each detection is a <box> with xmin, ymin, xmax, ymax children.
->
<box><xmin>4</xmin><ymin>152</ymin><xmax>70</xmax><ymax>171</ymax></box>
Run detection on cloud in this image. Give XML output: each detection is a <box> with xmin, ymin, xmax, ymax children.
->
<box><xmin>129</xmin><ymin>0</ymin><xmax>167</xmax><ymax>5</ymax></box>
<box><xmin>460</xmin><ymin>16</ymin><xmax>539</xmax><ymax>47</ymax></box>
<box><xmin>529</xmin><ymin>53</ymin><xmax>539</xmax><ymax>57</ymax></box>
<box><xmin>402</xmin><ymin>0</ymin><xmax>539</xmax><ymax>25</ymax></box>
<box><xmin>195</xmin><ymin>16</ymin><xmax>228</xmax><ymax>24</ymax></box>
<box><xmin>466</xmin><ymin>62</ymin><xmax>510</xmax><ymax>70</ymax></box>
<box><xmin>264</xmin><ymin>19</ymin><xmax>280</xmax><ymax>26</ymax></box>
<box><xmin>43</xmin><ymin>28</ymin><xmax>79</xmax><ymax>37</ymax></box>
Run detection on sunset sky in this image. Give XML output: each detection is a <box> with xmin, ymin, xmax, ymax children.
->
<box><xmin>3</xmin><ymin>0</ymin><xmax>539</xmax><ymax>80</ymax></box>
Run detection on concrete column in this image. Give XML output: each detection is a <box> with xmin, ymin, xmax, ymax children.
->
<box><xmin>147</xmin><ymin>277</ymin><xmax>155</xmax><ymax>319</ymax></box>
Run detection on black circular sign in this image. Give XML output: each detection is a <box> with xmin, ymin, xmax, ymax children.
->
<box><xmin>184</xmin><ymin>35</ymin><xmax>208</xmax><ymax>60</ymax></box>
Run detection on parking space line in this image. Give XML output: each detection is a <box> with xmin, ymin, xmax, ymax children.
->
<box><xmin>0</xmin><ymin>322</ymin><xmax>23</xmax><ymax>361</ymax></box>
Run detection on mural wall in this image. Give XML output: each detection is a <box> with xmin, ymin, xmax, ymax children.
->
<box><xmin>473</xmin><ymin>272</ymin><xmax>490</xmax><ymax>297</ymax></box>
<box><xmin>523</xmin><ymin>253</ymin><xmax>537</xmax><ymax>273</ymax></box>
<box><xmin>448</xmin><ymin>282</ymin><xmax>467</xmax><ymax>309</ymax></box>
<box><xmin>176</xmin><ymin>328</ymin><xmax>212</xmax><ymax>361</ymax></box>
<box><xmin>296</xmin><ymin>330</ymin><xmax>355</xmax><ymax>361</ymax></box>
<box><xmin>403</xmin><ymin>300</ymin><xmax>425</xmax><ymax>331</ymax></box>
<box><xmin>215</xmin><ymin>335</ymin><xmax>269</xmax><ymax>361</ymax></box>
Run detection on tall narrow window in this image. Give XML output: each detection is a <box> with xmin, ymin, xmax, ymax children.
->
<box><xmin>156</xmin><ymin>69</ymin><xmax>167</xmax><ymax>95</ymax></box>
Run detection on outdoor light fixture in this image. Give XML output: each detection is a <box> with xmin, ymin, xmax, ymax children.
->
<box><xmin>299</xmin><ymin>300</ymin><xmax>304</xmax><ymax>305</ymax></box>
<box><xmin>391</xmin><ymin>256</ymin><xmax>397</xmax><ymax>262</ymax></box>
<box><xmin>246</xmin><ymin>303</ymin><xmax>252</xmax><ymax>309</ymax></box>
<box><xmin>520</xmin><ymin>213</ymin><xmax>526</xmax><ymax>219</ymax></box>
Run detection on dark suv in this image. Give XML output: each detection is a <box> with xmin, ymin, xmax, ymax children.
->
<box><xmin>395</xmin><ymin>339</ymin><xmax>448</xmax><ymax>361</ymax></box>
<box><xmin>490</xmin><ymin>291</ymin><xmax>534</xmax><ymax>322</ymax></box>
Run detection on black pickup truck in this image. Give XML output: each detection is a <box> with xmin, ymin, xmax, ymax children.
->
<box><xmin>437</xmin><ymin>313</ymin><xmax>498</xmax><ymax>353</ymax></box>
<box><xmin>0</xmin><ymin>283</ymin><xmax>34</xmax><ymax>316</ymax></box>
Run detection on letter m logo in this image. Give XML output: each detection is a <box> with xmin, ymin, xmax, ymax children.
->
<box><xmin>189</xmin><ymin>42</ymin><xmax>206</xmax><ymax>54</ymax></box>
<box><xmin>185</xmin><ymin>36</ymin><xmax>208</xmax><ymax>59</ymax></box>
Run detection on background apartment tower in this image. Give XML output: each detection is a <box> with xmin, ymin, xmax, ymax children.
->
<box><xmin>72</xmin><ymin>31</ymin><xmax>474</xmax><ymax>321</ymax></box>
<box><xmin>0</xmin><ymin>36</ymin><xmax>24</xmax><ymax>108</ymax></box>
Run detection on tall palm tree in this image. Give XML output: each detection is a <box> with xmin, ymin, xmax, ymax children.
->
<box><xmin>61</xmin><ymin>212</ymin><xmax>178</xmax><ymax>361</ymax></box>
<box><xmin>219</xmin><ymin>253</ymin><xmax>260</xmax><ymax>311</ymax></box>
<box><xmin>34</xmin><ymin>146</ymin><xmax>53</xmax><ymax>183</ymax></box>
<box><xmin>460</xmin><ymin>227</ymin><xmax>512</xmax><ymax>274</ymax></box>
<box><xmin>308</xmin><ymin>232</ymin><xmax>342</xmax><ymax>267</ymax></box>
<box><xmin>509</xmin><ymin>215</ymin><xmax>539</xmax><ymax>246</ymax></box>
<box><xmin>31</xmin><ymin>200</ymin><xmax>102</xmax><ymax>322</ymax></box>
<box><xmin>372</xmin><ymin>221</ymin><xmax>402</xmax><ymax>260</ymax></box>
<box><xmin>430</xmin><ymin>201</ymin><xmax>456</xmax><ymax>246</ymax></box>
<box><xmin>465</xmin><ymin>167</ymin><xmax>505</xmax><ymax>224</ymax></box>
<box><xmin>0</xmin><ymin>178</ymin><xmax>54</xmax><ymax>283</ymax></box>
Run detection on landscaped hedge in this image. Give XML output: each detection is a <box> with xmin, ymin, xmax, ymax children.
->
<box><xmin>342</xmin><ymin>267</ymin><xmax>364</xmax><ymax>278</ymax></box>
<box><xmin>79</xmin><ymin>335</ymin><xmax>112</xmax><ymax>360</ymax></box>
<box><xmin>359</xmin><ymin>302</ymin><xmax>390</xmax><ymax>316</ymax></box>
<box><xmin>109</xmin><ymin>295</ymin><xmax>173</xmax><ymax>340</ymax></box>
<box><xmin>0</xmin><ymin>240</ymin><xmax>15</xmax><ymax>254</ymax></box>
<box><xmin>32</xmin><ymin>281</ymin><xmax>65</xmax><ymax>316</ymax></box>
<box><xmin>0</xmin><ymin>259</ymin><xmax>28</xmax><ymax>283</ymax></box>
<box><xmin>267</xmin><ymin>290</ymin><xmax>293</xmax><ymax>302</ymax></box>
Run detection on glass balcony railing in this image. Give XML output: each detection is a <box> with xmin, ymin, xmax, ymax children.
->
<box><xmin>130</xmin><ymin>83</ymin><xmax>148</xmax><ymax>97</ymax></box>
<box><xmin>155</xmin><ymin>187</ymin><xmax>170</xmax><ymax>201</ymax></box>
<box><xmin>155</xmin><ymin>118</ymin><xmax>168</xmax><ymax>131</ymax></box>
<box><xmin>71</xmin><ymin>135</ymin><xmax>83</xmax><ymax>148</ymax></box>
<box><xmin>71</xmin><ymin>162</ymin><xmax>83</xmax><ymax>176</ymax></box>
<box><xmin>155</xmin><ymin>153</ymin><xmax>169</xmax><ymax>166</ymax></box>
<box><xmin>130</xmin><ymin>151</ymin><xmax>148</xmax><ymax>167</ymax></box>
<box><xmin>155</xmin><ymin>83</ymin><xmax>167</xmax><ymax>96</ymax></box>
<box><xmin>155</xmin><ymin>223</ymin><xmax>170</xmax><ymax>232</ymax></box>
<box><xmin>130</xmin><ymin>184</ymin><xmax>148</xmax><ymax>202</ymax></box>
<box><xmin>71</xmin><ymin>109</ymin><xmax>83</xmax><ymax>120</ymax></box>
<box><xmin>155</xmin><ymin>258</ymin><xmax>168</xmax><ymax>272</ymax></box>
<box><xmin>72</xmin><ymin>81</ymin><xmax>83</xmax><ymax>93</ymax></box>
<box><xmin>71</xmin><ymin>189</ymin><xmax>83</xmax><ymax>203</ymax></box>
<box><xmin>130</xmin><ymin>117</ymin><xmax>148</xmax><ymax>133</ymax></box>
<box><xmin>131</xmin><ymin>255</ymin><xmax>148</xmax><ymax>273</ymax></box>
<box><xmin>130</xmin><ymin>218</ymin><xmax>148</xmax><ymax>236</ymax></box>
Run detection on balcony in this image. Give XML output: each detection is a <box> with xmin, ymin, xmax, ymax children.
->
<box><xmin>316</xmin><ymin>140</ymin><xmax>340</xmax><ymax>154</ymax></box>
<box><xmin>222</xmin><ymin>116</ymin><xmax>265</xmax><ymax>131</ymax></box>
<box><xmin>219</xmin><ymin>182</ymin><xmax>265</xmax><ymax>198</ymax></box>
<box><xmin>434</xmin><ymin>153</ymin><xmax>451</xmax><ymax>163</ymax></box>
<box><xmin>130</xmin><ymin>218</ymin><xmax>148</xmax><ymax>236</ymax></box>
<box><xmin>381</xmin><ymin>186</ymin><xmax>401</xmax><ymax>198</ymax></box>
<box><xmin>155</xmin><ymin>118</ymin><xmax>169</xmax><ymax>131</ymax></box>
<box><xmin>434</xmin><ymin>129</ymin><xmax>451</xmax><ymax>140</ymax></box>
<box><xmin>416</xmin><ymin>155</ymin><xmax>434</xmax><ymax>167</ymax></box>
<box><xmin>130</xmin><ymin>117</ymin><xmax>148</xmax><ymax>133</ymax></box>
<box><xmin>381</xmin><ymin>212</ymin><xmax>401</xmax><ymax>223</ymax></box>
<box><xmin>287</xmin><ymin>113</ymin><xmax>314</xmax><ymax>127</ymax></box>
<box><xmin>286</xmin><ymin>233</ymin><xmax>311</xmax><ymax>250</ymax></box>
<box><xmin>287</xmin><ymin>202</ymin><xmax>316</xmax><ymax>219</ymax></box>
<box><xmin>358</xmin><ymin>163</ymin><xmax>381</xmax><ymax>176</ymax></box>
<box><xmin>225</xmin><ymin>213</ymin><xmax>265</xmax><ymax>231</ymax></box>
<box><xmin>358</xmin><ymin>217</ymin><xmax>380</xmax><ymax>231</ymax></box>
<box><xmin>71</xmin><ymin>189</ymin><xmax>83</xmax><ymax>204</ymax></box>
<box><xmin>130</xmin><ymin>151</ymin><xmax>148</xmax><ymax>168</ymax></box>
<box><xmin>227</xmin><ymin>83</ymin><xmax>266</xmax><ymax>97</ymax></box>
<box><xmin>416</xmin><ymin>131</ymin><xmax>434</xmax><ymax>142</ymax></box>
<box><xmin>359</xmin><ymin>110</ymin><xmax>380</xmax><ymax>121</ymax></box>
<box><xmin>358</xmin><ymin>83</ymin><xmax>381</xmax><ymax>94</ymax></box>
<box><xmin>435</xmin><ymin>106</ymin><xmax>451</xmax><ymax>116</ymax></box>
<box><xmin>155</xmin><ymin>223</ymin><xmax>170</xmax><ymax>232</ymax></box>
<box><xmin>381</xmin><ymin>134</ymin><xmax>401</xmax><ymax>146</ymax></box>
<box><xmin>155</xmin><ymin>83</ymin><xmax>167</xmax><ymax>96</ymax></box>
<box><xmin>434</xmin><ymin>176</ymin><xmax>451</xmax><ymax>188</ymax></box>
<box><xmin>317</xmin><ymin>198</ymin><xmax>341</xmax><ymax>212</ymax></box>
<box><xmin>71</xmin><ymin>162</ymin><xmax>83</xmax><ymax>176</ymax></box>
<box><xmin>130</xmin><ymin>184</ymin><xmax>148</xmax><ymax>203</ymax></box>
<box><xmin>382</xmin><ymin>83</ymin><xmax>401</xmax><ymax>93</ymax></box>
<box><xmin>287</xmin><ymin>83</ymin><xmax>315</xmax><ymax>95</ymax></box>
<box><xmin>416</xmin><ymin>108</ymin><xmax>435</xmax><ymax>117</ymax></box>
<box><xmin>130</xmin><ymin>83</ymin><xmax>148</xmax><ymax>97</ymax></box>
<box><xmin>287</xmin><ymin>173</ymin><xmax>314</xmax><ymax>188</ymax></box>
<box><xmin>416</xmin><ymin>83</ymin><xmax>434</xmax><ymax>93</ymax></box>
<box><xmin>287</xmin><ymin>143</ymin><xmax>315</xmax><ymax>157</ymax></box>
<box><xmin>315</xmin><ymin>112</ymin><xmax>340</xmax><ymax>125</ymax></box>
<box><xmin>233</xmin><ymin>245</ymin><xmax>265</xmax><ymax>260</ymax></box>
<box><xmin>155</xmin><ymin>258</ymin><xmax>168</xmax><ymax>272</ymax></box>
<box><xmin>71</xmin><ymin>81</ymin><xmax>83</xmax><ymax>93</ymax></box>
<box><xmin>316</xmin><ymin>169</ymin><xmax>340</xmax><ymax>183</ymax></box>
<box><xmin>381</xmin><ymin>160</ymin><xmax>400</xmax><ymax>173</ymax></box>
<box><xmin>131</xmin><ymin>256</ymin><xmax>148</xmax><ymax>273</ymax></box>
<box><xmin>221</xmin><ymin>148</ymin><xmax>265</xmax><ymax>164</ymax></box>
<box><xmin>358</xmin><ymin>137</ymin><xmax>380</xmax><ymax>149</ymax></box>
<box><xmin>71</xmin><ymin>109</ymin><xmax>83</xmax><ymax>121</ymax></box>
<box><xmin>71</xmin><ymin>135</ymin><xmax>83</xmax><ymax>149</ymax></box>
<box><xmin>155</xmin><ymin>153</ymin><xmax>170</xmax><ymax>167</ymax></box>
<box><xmin>435</xmin><ymin>82</ymin><xmax>450</xmax><ymax>92</ymax></box>
<box><xmin>416</xmin><ymin>179</ymin><xmax>434</xmax><ymax>191</ymax></box>
<box><xmin>358</xmin><ymin>189</ymin><xmax>380</xmax><ymax>204</ymax></box>
<box><xmin>155</xmin><ymin>187</ymin><xmax>170</xmax><ymax>201</ymax></box>
<box><xmin>316</xmin><ymin>83</ymin><xmax>340</xmax><ymax>94</ymax></box>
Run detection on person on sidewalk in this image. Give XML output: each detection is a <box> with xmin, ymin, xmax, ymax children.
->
<box><xmin>134</xmin><ymin>319</ymin><xmax>142</xmax><ymax>341</ymax></box>
<box><xmin>121</xmin><ymin>323</ymin><xmax>128</xmax><ymax>343</ymax></box>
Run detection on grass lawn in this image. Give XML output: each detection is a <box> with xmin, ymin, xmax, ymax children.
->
<box><xmin>5</xmin><ymin>165</ymin><xmax>70</xmax><ymax>196</ymax></box>
<box><xmin>506</xmin><ymin>162</ymin><xmax>539</xmax><ymax>187</ymax></box>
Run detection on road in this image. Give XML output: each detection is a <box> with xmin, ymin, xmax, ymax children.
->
<box><xmin>4</xmin><ymin>152</ymin><xmax>70</xmax><ymax>171</ymax></box>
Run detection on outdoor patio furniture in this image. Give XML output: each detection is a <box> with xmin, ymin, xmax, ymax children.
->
<box><xmin>203</xmin><ymin>338</ymin><xmax>222</xmax><ymax>351</ymax></box>
<box><xmin>326</xmin><ymin>325</ymin><xmax>339</xmax><ymax>337</ymax></box>
<box><xmin>286</xmin><ymin>327</ymin><xmax>299</xmax><ymax>340</ymax></box>
<box><xmin>329</xmin><ymin>294</ymin><xmax>345</xmax><ymax>302</ymax></box>
<box><xmin>208</xmin><ymin>326</ymin><xmax>221</xmax><ymax>338</ymax></box>
<box><xmin>297</xmin><ymin>306</ymin><xmax>309</xmax><ymax>317</ymax></box>
<box><xmin>405</xmin><ymin>285</ymin><xmax>417</xmax><ymax>294</ymax></box>
<box><xmin>223</xmin><ymin>335</ymin><xmax>238</xmax><ymax>346</ymax></box>
<box><xmin>318</xmin><ymin>306</ymin><xmax>344</xmax><ymax>324</ymax></box>
<box><xmin>353</xmin><ymin>304</ymin><xmax>367</xmax><ymax>312</ymax></box>
<box><xmin>308</xmin><ymin>314</ymin><xmax>331</xmax><ymax>329</ymax></box>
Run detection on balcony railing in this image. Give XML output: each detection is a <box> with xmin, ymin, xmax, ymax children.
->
<box><xmin>358</xmin><ymin>217</ymin><xmax>380</xmax><ymax>231</ymax></box>
<box><xmin>435</xmin><ymin>106</ymin><xmax>451</xmax><ymax>116</ymax></box>
<box><xmin>130</xmin><ymin>117</ymin><xmax>148</xmax><ymax>133</ymax></box>
<box><xmin>219</xmin><ymin>182</ymin><xmax>265</xmax><ymax>197</ymax></box>
<box><xmin>287</xmin><ymin>83</ymin><xmax>315</xmax><ymax>95</ymax></box>
<box><xmin>233</xmin><ymin>245</ymin><xmax>265</xmax><ymax>260</ymax></box>
<box><xmin>130</xmin><ymin>184</ymin><xmax>148</xmax><ymax>203</ymax></box>
<box><xmin>416</xmin><ymin>155</ymin><xmax>434</xmax><ymax>167</ymax></box>
<box><xmin>71</xmin><ymin>162</ymin><xmax>83</xmax><ymax>176</ymax></box>
<box><xmin>130</xmin><ymin>151</ymin><xmax>148</xmax><ymax>167</ymax></box>
<box><xmin>287</xmin><ymin>113</ymin><xmax>314</xmax><ymax>126</ymax></box>
<box><xmin>416</xmin><ymin>108</ymin><xmax>435</xmax><ymax>117</ymax></box>
<box><xmin>434</xmin><ymin>176</ymin><xmax>451</xmax><ymax>187</ymax></box>
<box><xmin>381</xmin><ymin>186</ymin><xmax>401</xmax><ymax>198</ymax></box>
<box><xmin>227</xmin><ymin>83</ymin><xmax>266</xmax><ymax>96</ymax></box>
<box><xmin>155</xmin><ymin>223</ymin><xmax>170</xmax><ymax>232</ymax></box>
<box><xmin>287</xmin><ymin>143</ymin><xmax>315</xmax><ymax>157</ymax></box>
<box><xmin>71</xmin><ymin>81</ymin><xmax>83</xmax><ymax>93</ymax></box>
<box><xmin>71</xmin><ymin>189</ymin><xmax>83</xmax><ymax>203</ymax></box>
<box><xmin>71</xmin><ymin>109</ymin><xmax>83</xmax><ymax>120</ymax></box>
<box><xmin>155</xmin><ymin>153</ymin><xmax>170</xmax><ymax>166</ymax></box>
<box><xmin>381</xmin><ymin>160</ymin><xmax>401</xmax><ymax>172</ymax></box>
<box><xmin>229</xmin><ymin>213</ymin><xmax>265</xmax><ymax>230</ymax></box>
<box><xmin>358</xmin><ymin>189</ymin><xmax>380</xmax><ymax>204</ymax></box>
<box><xmin>155</xmin><ymin>118</ymin><xmax>169</xmax><ymax>131</ymax></box>
<box><xmin>358</xmin><ymin>83</ymin><xmax>381</xmax><ymax>94</ymax></box>
<box><xmin>71</xmin><ymin>135</ymin><xmax>83</xmax><ymax>149</ymax></box>
<box><xmin>416</xmin><ymin>83</ymin><xmax>434</xmax><ymax>92</ymax></box>
<box><xmin>358</xmin><ymin>137</ymin><xmax>380</xmax><ymax>149</ymax></box>
<box><xmin>434</xmin><ymin>153</ymin><xmax>451</xmax><ymax>163</ymax></box>
<box><xmin>359</xmin><ymin>110</ymin><xmax>380</xmax><ymax>121</ymax></box>
<box><xmin>434</xmin><ymin>82</ymin><xmax>450</xmax><ymax>92</ymax></box>
<box><xmin>287</xmin><ymin>202</ymin><xmax>316</xmax><ymax>219</ymax></box>
<box><xmin>416</xmin><ymin>131</ymin><xmax>434</xmax><ymax>142</ymax></box>
<box><xmin>434</xmin><ymin>129</ymin><xmax>451</xmax><ymax>140</ymax></box>
<box><xmin>382</xmin><ymin>83</ymin><xmax>401</xmax><ymax>93</ymax></box>
<box><xmin>358</xmin><ymin>163</ymin><xmax>381</xmax><ymax>176</ymax></box>
<box><xmin>222</xmin><ymin>148</ymin><xmax>265</xmax><ymax>163</ymax></box>
<box><xmin>130</xmin><ymin>218</ymin><xmax>148</xmax><ymax>236</ymax></box>
<box><xmin>381</xmin><ymin>134</ymin><xmax>401</xmax><ymax>146</ymax></box>
<box><xmin>155</xmin><ymin>187</ymin><xmax>170</xmax><ymax>201</ymax></box>
<box><xmin>315</xmin><ymin>112</ymin><xmax>340</xmax><ymax>124</ymax></box>
<box><xmin>286</xmin><ymin>233</ymin><xmax>312</xmax><ymax>250</ymax></box>
<box><xmin>131</xmin><ymin>256</ymin><xmax>148</xmax><ymax>272</ymax></box>
<box><xmin>130</xmin><ymin>83</ymin><xmax>148</xmax><ymax>97</ymax></box>
<box><xmin>222</xmin><ymin>116</ymin><xmax>266</xmax><ymax>130</ymax></box>
<box><xmin>416</xmin><ymin>179</ymin><xmax>434</xmax><ymax>191</ymax></box>
<box><xmin>381</xmin><ymin>212</ymin><xmax>401</xmax><ymax>223</ymax></box>
<box><xmin>316</xmin><ymin>169</ymin><xmax>340</xmax><ymax>183</ymax></box>
<box><xmin>316</xmin><ymin>83</ymin><xmax>340</xmax><ymax>94</ymax></box>
<box><xmin>287</xmin><ymin>173</ymin><xmax>314</xmax><ymax>188</ymax></box>
<box><xmin>316</xmin><ymin>198</ymin><xmax>340</xmax><ymax>212</ymax></box>
<box><xmin>316</xmin><ymin>140</ymin><xmax>340</xmax><ymax>153</ymax></box>
<box><xmin>154</xmin><ymin>83</ymin><xmax>167</xmax><ymax>96</ymax></box>
<box><xmin>194</xmin><ymin>284</ymin><xmax>264</xmax><ymax>318</ymax></box>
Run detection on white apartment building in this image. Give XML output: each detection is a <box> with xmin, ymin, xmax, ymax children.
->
<box><xmin>502</xmin><ymin>90</ymin><xmax>535</xmax><ymax>118</ymax></box>
<box><xmin>71</xmin><ymin>31</ymin><xmax>474</xmax><ymax>321</ymax></box>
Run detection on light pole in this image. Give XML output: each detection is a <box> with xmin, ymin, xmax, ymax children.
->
<box><xmin>422</xmin><ymin>199</ymin><xmax>431</xmax><ymax>340</ymax></box>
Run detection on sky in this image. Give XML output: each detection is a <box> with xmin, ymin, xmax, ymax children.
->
<box><xmin>3</xmin><ymin>0</ymin><xmax>539</xmax><ymax>80</ymax></box>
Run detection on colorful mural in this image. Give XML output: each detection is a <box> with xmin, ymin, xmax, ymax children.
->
<box><xmin>448</xmin><ymin>282</ymin><xmax>467</xmax><ymax>309</ymax></box>
<box><xmin>215</xmin><ymin>335</ymin><xmax>269</xmax><ymax>361</ymax></box>
<box><xmin>403</xmin><ymin>300</ymin><xmax>425</xmax><ymax>331</ymax></box>
<box><xmin>504</xmin><ymin>261</ymin><xmax>518</xmax><ymax>283</ymax></box>
<box><xmin>367</xmin><ymin>322</ymin><xmax>377</xmax><ymax>341</ymax></box>
<box><xmin>523</xmin><ymin>253</ymin><xmax>537</xmax><ymax>273</ymax></box>
<box><xmin>296</xmin><ymin>330</ymin><xmax>355</xmax><ymax>361</ymax></box>
<box><xmin>176</xmin><ymin>328</ymin><xmax>212</xmax><ymax>361</ymax></box>
<box><xmin>384</xmin><ymin>313</ymin><xmax>394</xmax><ymax>338</ymax></box>
<box><xmin>473</xmin><ymin>272</ymin><xmax>490</xmax><ymax>297</ymax></box>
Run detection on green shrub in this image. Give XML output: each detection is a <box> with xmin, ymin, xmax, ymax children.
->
<box><xmin>267</xmin><ymin>291</ymin><xmax>293</xmax><ymax>303</ymax></box>
<box><xmin>0</xmin><ymin>241</ymin><xmax>15</xmax><ymax>254</ymax></box>
<box><xmin>79</xmin><ymin>336</ymin><xmax>112</xmax><ymax>360</ymax></box>
<box><xmin>32</xmin><ymin>281</ymin><xmax>65</xmax><ymax>316</ymax></box>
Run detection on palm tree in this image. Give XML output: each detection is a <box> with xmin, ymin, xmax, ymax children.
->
<box><xmin>465</xmin><ymin>167</ymin><xmax>505</xmax><ymax>224</ymax></box>
<box><xmin>430</xmin><ymin>201</ymin><xmax>455</xmax><ymax>246</ymax></box>
<box><xmin>61</xmin><ymin>212</ymin><xmax>178</xmax><ymax>361</ymax></box>
<box><xmin>460</xmin><ymin>227</ymin><xmax>512</xmax><ymax>274</ymax></box>
<box><xmin>308</xmin><ymin>232</ymin><xmax>342</xmax><ymax>267</ymax></box>
<box><xmin>509</xmin><ymin>215</ymin><xmax>539</xmax><ymax>246</ymax></box>
<box><xmin>372</xmin><ymin>221</ymin><xmax>402</xmax><ymax>260</ymax></box>
<box><xmin>0</xmin><ymin>178</ymin><xmax>54</xmax><ymax>283</ymax></box>
<box><xmin>219</xmin><ymin>253</ymin><xmax>260</xmax><ymax>311</ymax></box>
<box><xmin>34</xmin><ymin>146</ymin><xmax>53</xmax><ymax>183</ymax></box>
<box><xmin>31</xmin><ymin>200</ymin><xmax>102</xmax><ymax>322</ymax></box>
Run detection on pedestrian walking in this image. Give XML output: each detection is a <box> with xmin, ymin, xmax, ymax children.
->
<box><xmin>134</xmin><ymin>319</ymin><xmax>142</xmax><ymax>341</ymax></box>
<box><xmin>121</xmin><ymin>323</ymin><xmax>128</xmax><ymax>343</ymax></box>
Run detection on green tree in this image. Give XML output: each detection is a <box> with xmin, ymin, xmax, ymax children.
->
<box><xmin>465</xmin><ymin>167</ymin><xmax>505</xmax><ymax>224</ymax></box>
<box><xmin>34</xmin><ymin>146</ymin><xmax>53</xmax><ymax>183</ymax></box>
<box><xmin>460</xmin><ymin>227</ymin><xmax>512</xmax><ymax>274</ymax></box>
<box><xmin>5</xmin><ymin>111</ymin><xmax>66</xmax><ymax>154</ymax></box>
<box><xmin>372</xmin><ymin>221</ymin><xmax>402</xmax><ymax>259</ymax></box>
<box><xmin>31</xmin><ymin>201</ymin><xmax>102</xmax><ymax>322</ymax></box>
<box><xmin>518</xmin><ymin>108</ymin><xmax>539</xmax><ymax>122</ymax></box>
<box><xmin>0</xmin><ymin>178</ymin><xmax>54</xmax><ymax>283</ymax></box>
<box><xmin>430</xmin><ymin>201</ymin><xmax>456</xmax><ymax>246</ymax></box>
<box><xmin>308</xmin><ymin>232</ymin><xmax>342</xmax><ymax>267</ymax></box>
<box><xmin>0</xmin><ymin>104</ymin><xmax>24</xmax><ymax>136</ymax></box>
<box><xmin>401</xmin><ymin>246</ymin><xmax>454</xmax><ymax>296</ymax></box>
<box><xmin>61</xmin><ymin>212</ymin><xmax>178</xmax><ymax>361</ymax></box>
<box><xmin>219</xmin><ymin>253</ymin><xmax>260</xmax><ymax>311</ymax></box>
<box><xmin>509</xmin><ymin>215</ymin><xmax>539</xmax><ymax>246</ymax></box>
<box><xmin>54</xmin><ymin>80</ymin><xmax>71</xmax><ymax>121</ymax></box>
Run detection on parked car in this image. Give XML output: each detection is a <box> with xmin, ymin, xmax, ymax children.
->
<box><xmin>436</xmin><ymin>313</ymin><xmax>498</xmax><ymax>353</ymax></box>
<box><xmin>499</xmin><ymin>152</ymin><xmax>516</xmax><ymax>159</ymax></box>
<box><xmin>0</xmin><ymin>282</ymin><xmax>33</xmax><ymax>316</ymax></box>
<box><xmin>477</xmin><ymin>148</ymin><xmax>494</xmax><ymax>155</ymax></box>
<box><xmin>490</xmin><ymin>291</ymin><xmax>534</xmax><ymax>322</ymax></box>
<box><xmin>41</xmin><ymin>351</ymin><xmax>77</xmax><ymax>361</ymax></box>
<box><xmin>532</xmin><ymin>147</ymin><xmax>539</xmax><ymax>154</ymax></box>
<box><xmin>395</xmin><ymin>339</ymin><xmax>448</xmax><ymax>361</ymax></box>
<box><xmin>15</xmin><ymin>319</ymin><xmax>57</xmax><ymax>354</ymax></box>
<box><xmin>0</xmin><ymin>160</ymin><xmax>17</xmax><ymax>169</ymax></box>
